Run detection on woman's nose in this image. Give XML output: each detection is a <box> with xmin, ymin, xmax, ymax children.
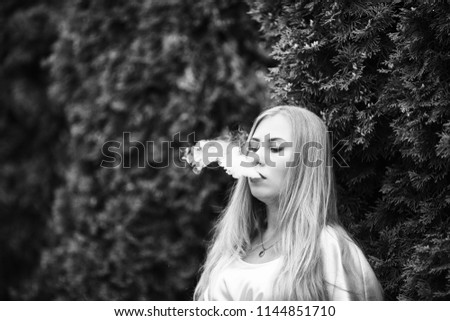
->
<box><xmin>254</xmin><ymin>144</ymin><xmax>265</xmax><ymax>166</ymax></box>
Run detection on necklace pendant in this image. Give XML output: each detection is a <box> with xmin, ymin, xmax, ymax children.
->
<box><xmin>259</xmin><ymin>250</ymin><xmax>265</xmax><ymax>257</ymax></box>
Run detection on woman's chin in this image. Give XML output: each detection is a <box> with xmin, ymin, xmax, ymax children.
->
<box><xmin>249</xmin><ymin>189</ymin><xmax>276</xmax><ymax>205</ymax></box>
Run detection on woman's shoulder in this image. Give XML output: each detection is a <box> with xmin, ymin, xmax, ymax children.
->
<box><xmin>320</xmin><ymin>225</ymin><xmax>355</xmax><ymax>255</ymax></box>
<box><xmin>320</xmin><ymin>225</ymin><xmax>360</xmax><ymax>272</ymax></box>
<box><xmin>320</xmin><ymin>224</ymin><xmax>367</xmax><ymax>259</ymax></box>
<box><xmin>319</xmin><ymin>225</ymin><xmax>384</xmax><ymax>300</ymax></box>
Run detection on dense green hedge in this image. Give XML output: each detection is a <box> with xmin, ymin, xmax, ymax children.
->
<box><xmin>2</xmin><ymin>0</ymin><xmax>448</xmax><ymax>300</ymax></box>
<box><xmin>18</xmin><ymin>0</ymin><xmax>269</xmax><ymax>300</ymax></box>
<box><xmin>0</xmin><ymin>0</ymin><xmax>62</xmax><ymax>299</ymax></box>
<box><xmin>247</xmin><ymin>0</ymin><xmax>450</xmax><ymax>300</ymax></box>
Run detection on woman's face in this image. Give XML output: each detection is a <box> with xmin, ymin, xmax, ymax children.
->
<box><xmin>247</xmin><ymin>113</ymin><xmax>294</xmax><ymax>206</ymax></box>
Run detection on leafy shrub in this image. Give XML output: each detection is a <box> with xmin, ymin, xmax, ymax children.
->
<box><xmin>247</xmin><ymin>0</ymin><xmax>450</xmax><ymax>300</ymax></box>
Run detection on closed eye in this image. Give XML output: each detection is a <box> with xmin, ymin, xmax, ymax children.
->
<box><xmin>270</xmin><ymin>147</ymin><xmax>284</xmax><ymax>153</ymax></box>
<box><xmin>244</xmin><ymin>139</ymin><xmax>289</xmax><ymax>154</ymax></box>
<box><xmin>245</xmin><ymin>141</ymin><xmax>260</xmax><ymax>153</ymax></box>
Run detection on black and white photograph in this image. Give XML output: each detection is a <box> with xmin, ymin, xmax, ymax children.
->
<box><xmin>0</xmin><ymin>0</ymin><xmax>449</xmax><ymax>317</ymax></box>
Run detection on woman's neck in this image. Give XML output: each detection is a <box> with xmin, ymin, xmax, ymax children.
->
<box><xmin>264</xmin><ymin>202</ymin><xmax>279</xmax><ymax>241</ymax></box>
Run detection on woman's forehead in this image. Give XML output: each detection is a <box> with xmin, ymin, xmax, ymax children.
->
<box><xmin>252</xmin><ymin>114</ymin><xmax>293</xmax><ymax>141</ymax></box>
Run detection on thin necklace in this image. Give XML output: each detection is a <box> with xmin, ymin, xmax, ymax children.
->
<box><xmin>259</xmin><ymin>233</ymin><xmax>277</xmax><ymax>257</ymax></box>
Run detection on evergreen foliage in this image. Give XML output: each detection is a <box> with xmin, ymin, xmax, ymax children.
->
<box><xmin>18</xmin><ymin>0</ymin><xmax>269</xmax><ymax>300</ymax></box>
<box><xmin>0</xmin><ymin>0</ymin><xmax>62</xmax><ymax>299</ymax></box>
<box><xmin>247</xmin><ymin>0</ymin><xmax>450</xmax><ymax>300</ymax></box>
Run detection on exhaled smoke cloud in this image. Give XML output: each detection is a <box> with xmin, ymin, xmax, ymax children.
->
<box><xmin>182</xmin><ymin>130</ymin><xmax>262</xmax><ymax>179</ymax></box>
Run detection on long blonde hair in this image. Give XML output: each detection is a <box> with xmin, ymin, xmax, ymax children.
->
<box><xmin>194</xmin><ymin>106</ymin><xmax>353</xmax><ymax>300</ymax></box>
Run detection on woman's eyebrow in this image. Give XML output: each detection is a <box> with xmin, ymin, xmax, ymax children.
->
<box><xmin>250</xmin><ymin>137</ymin><xmax>286</xmax><ymax>142</ymax></box>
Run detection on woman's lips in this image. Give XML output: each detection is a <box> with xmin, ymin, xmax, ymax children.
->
<box><xmin>253</xmin><ymin>171</ymin><xmax>266</xmax><ymax>179</ymax></box>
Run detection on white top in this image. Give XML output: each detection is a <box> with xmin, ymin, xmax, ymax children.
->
<box><xmin>203</xmin><ymin>226</ymin><xmax>383</xmax><ymax>301</ymax></box>
<box><xmin>204</xmin><ymin>256</ymin><xmax>284</xmax><ymax>300</ymax></box>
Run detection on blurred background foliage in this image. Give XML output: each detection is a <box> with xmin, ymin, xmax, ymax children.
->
<box><xmin>0</xmin><ymin>0</ymin><xmax>448</xmax><ymax>300</ymax></box>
